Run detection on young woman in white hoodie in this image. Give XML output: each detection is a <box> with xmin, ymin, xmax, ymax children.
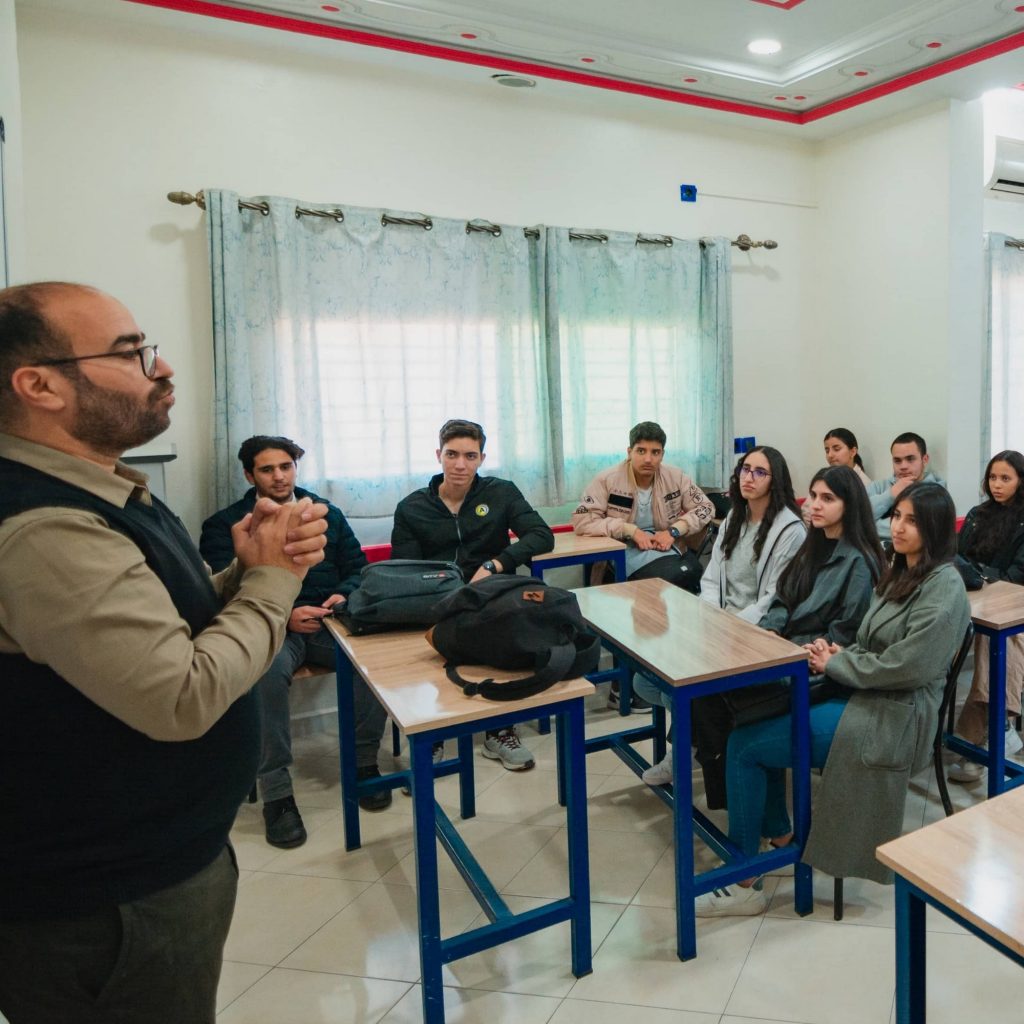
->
<box><xmin>637</xmin><ymin>446</ymin><xmax>806</xmax><ymax>786</ymax></box>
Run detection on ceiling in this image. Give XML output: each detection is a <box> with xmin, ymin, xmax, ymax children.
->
<box><xmin>126</xmin><ymin>0</ymin><xmax>1024</xmax><ymax>126</ymax></box>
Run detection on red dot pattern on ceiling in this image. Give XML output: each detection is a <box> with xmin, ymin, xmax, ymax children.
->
<box><xmin>854</xmin><ymin>70</ymin><xmax>869</xmax><ymax>77</ymax></box>
<box><xmin>321</xmin><ymin>4</ymin><xmax>339</xmax><ymax>10</ymax></box>
<box><xmin>580</xmin><ymin>57</ymin><xmax>595</xmax><ymax>63</ymax></box>
<box><xmin>684</xmin><ymin>77</ymin><xmax>698</xmax><ymax>83</ymax></box>
<box><xmin>774</xmin><ymin>95</ymin><xmax>787</xmax><ymax>100</ymax></box>
<box><xmin>794</xmin><ymin>95</ymin><xmax>806</xmax><ymax>100</ymax></box>
<box><xmin>460</xmin><ymin>33</ymin><xmax>477</xmax><ymax>39</ymax></box>
<box><xmin>926</xmin><ymin>41</ymin><xmax>942</xmax><ymax>48</ymax></box>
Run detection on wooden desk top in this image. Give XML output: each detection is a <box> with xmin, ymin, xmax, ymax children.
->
<box><xmin>573</xmin><ymin>578</ymin><xmax>807</xmax><ymax>687</ymax></box>
<box><xmin>968</xmin><ymin>580</ymin><xmax>1024</xmax><ymax>631</ymax></box>
<box><xmin>324</xmin><ymin>619</ymin><xmax>594</xmax><ymax>734</ymax></box>
<box><xmin>876</xmin><ymin>786</ymin><xmax>1024</xmax><ymax>957</ymax></box>
<box><xmin>532</xmin><ymin>532</ymin><xmax>626</xmax><ymax>562</ymax></box>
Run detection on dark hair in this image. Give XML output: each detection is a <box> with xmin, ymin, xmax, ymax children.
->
<box><xmin>963</xmin><ymin>450</ymin><xmax>1024</xmax><ymax>563</ymax></box>
<box><xmin>720</xmin><ymin>446</ymin><xmax>800</xmax><ymax>560</ymax></box>
<box><xmin>876</xmin><ymin>482</ymin><xmax>957</xmax><ymax>602</ymax></box>
<box><xmin>629</xmin><ymin>421</ymin><xmax>667</xmax><ymax>449</ymax></box>
<box><xmin>0</xmin><ymin>282</ymin><xmax>81</xmax><ymax>425</ymax></box>
<box><xmin>438</xmin><ymin>418</ymin><xmax>486</xmax><ymax>452</ymax></box>
<box><xmin>775</xmin><ymin>466</ymin><xmax>885</xmax><ymax>610</ymax></box>
<box><xmin>891</xmin><ymin>431</ymin><xmax>927</xmax><ymax>457</ymax></box>
<box><xmin>823</xmin><ymin>427</ymin><xmax>865</xmax><ymax>470</ymax></box>
<box><xmin>237</xmin><ymin>435</ymin><xmax>305</xmax><ymax>473</ymax></box>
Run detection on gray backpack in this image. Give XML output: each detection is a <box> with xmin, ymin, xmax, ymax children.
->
<box><xmin>337</xmin><ymin>559</ymin><xmax>463</xmax><ymax>634</ymax></box>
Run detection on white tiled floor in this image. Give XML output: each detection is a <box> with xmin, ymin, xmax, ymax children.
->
<box><xmin>217</xmin><ymin>684</ymin><xmax>1024</xmax><ymax>1023</ymax></box>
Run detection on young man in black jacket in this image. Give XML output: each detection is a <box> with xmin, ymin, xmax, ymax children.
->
<box><xmin>201</xmin><ymin>436</ymin><xmax>385</xmax><ymax>848</ymax></box>
<box><xmin>392</xmin><ymin>418</ymin><xmax>554</xmax><ymax>769</ymax></box>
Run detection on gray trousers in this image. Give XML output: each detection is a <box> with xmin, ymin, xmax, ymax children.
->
<box><xmin>0</xmin><ymin>845</ymin><xmax>237</xmax><ymax>1024</ymax></box>
<box><xmin>258</xmin><ymin>626</ymin><xmax>388</xmax><ymax>801</ymax></box>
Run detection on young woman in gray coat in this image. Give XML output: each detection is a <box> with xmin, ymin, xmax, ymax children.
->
<box><xmin>697</xmin><ymin>482</ymin><xmax>970</xmax><ymax>917</ymax></box>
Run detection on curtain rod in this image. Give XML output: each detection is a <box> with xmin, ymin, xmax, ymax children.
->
<box><xmin>1007</xmin><ymin>237</ymin><xmax>1024</xmax><ymax>250</ymax></box>
<box><xmin>167</xmin><ymin>190</ymin><xmax>778</xmax><ymax>251</ymax></box>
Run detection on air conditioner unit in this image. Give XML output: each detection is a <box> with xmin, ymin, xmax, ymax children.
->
<box><xmin>985</xmin><ymin>136</ymin><xmax>1024</xmax><ymax>200</ymax></box>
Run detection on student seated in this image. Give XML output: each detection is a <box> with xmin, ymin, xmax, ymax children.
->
<box><xmin>866</xmin><ymin>431</ymin><xmax>946</xmax><ymax>542</ymax></box>
<box><xmin>636</xmin><ymin>446</ymin><xmax>805</xmax><ymax>785</ymax></box>
<box><xmin>948</xmin><ymin>450</ymin><xmax>1024</xmax><ymax>783</ymax></box>
<box><xmin>822</xmin><ymin>427</ymin><xmax>871</xmax><ymax>487</ymax></box>
<box><xmin>696</xmin><ymin>483</ymin><xmax>969</xmax><ymax>917</ymax></box>
<box><xmin>680</xmin><ymin>464</ymin><xmax>884</xmax><ymax>803</ymax></box>
<box><xmin>201</xmin><ymin>435</ymin><xmax>372</xmax><ymax>845</ymax></box>
<box><xmin>391</xmin><ymin>418</ymin><xmax>554</xmax><ymax>770</ymax></box>
<box><xmin>572</xmin><ymin>419</ymin><xmax>714</xmax><ymax>595</ymax></box>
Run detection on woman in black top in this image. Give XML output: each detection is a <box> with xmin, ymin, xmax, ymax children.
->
<box><xmin>948</xmin><ymin>450</ymin><xmax>1024</xmax><ymax>783</ymax></box>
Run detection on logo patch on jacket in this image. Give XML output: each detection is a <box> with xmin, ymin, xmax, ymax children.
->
<box><xmin>663</xmin><ymin>490</ymin><xmax>680</xmax><ymax>502</ymax></box>
<box><xmin>609</xmin><ymin>494</ymin><xmax>634</xmax><ymax>510</ymax></box>
<box><xmin>475</xmin><ymin>504</ymin><xmax>490</xmax><ymax>517</ymax></box>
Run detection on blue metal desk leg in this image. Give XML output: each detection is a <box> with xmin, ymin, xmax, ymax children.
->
<box><xmin>894</xmin><ymin>877</ymin><xmax>927</xmax><ymax>1024</ymax></box>
<box><xmin>334</xmin><ymin>647</ymin><xmax>362</xmax><ymax>851</ymax></box>
<box><xmin>411</xmin><ymin>734</ymin><xmax>446</xmax><ymax>1024</ymax></box>
<box><xmin>531</xmin><ymin>558</ymin><xmax>553</xmax><ymax>735</ymax></box>
<box><xmin>560</xmin><ymin>699</ymin><xmax>593</xmax><ymax>976</ymax></box>
<box><xmin>610</xmin><ymin>550</ymin><xmax>626</xmax><ymax>582</ymax></box>
<box><xmin>457</xmin><ymin>733</ymin><xmax>475</xmax><ymax>819</ymax></box>
<box><xmin>670</xmin><ymin>689</ymin><xmax>698</xmax><ymax>960</ymax></box>
<box><xmin>988</xmin><ymin>631</ymin><xmax>1008</xmax><ymax>799</ymax></box>
<box><xmin>556</xmin><ymin>710</ymin><xmax>567</xmax><ymax>808</ymax></box>
<box><xmin>790</xmin><ymin>663</ymin><xmax>813</xmax><ymax>914</ymax></box>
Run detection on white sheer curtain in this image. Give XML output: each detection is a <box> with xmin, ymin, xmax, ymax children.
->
<box><xmin>206</xmin><ymin>191</ymin><xmax>733</xmax><ymax>519</ymax></box>
<box><xmin>987</xmin><ymin>233</ymin><xmax>1024</xmax><ymax>454</ymax></box>
<box><xmin>208</xmin><ymin>192</ymin><xmax>551</xmax><ymax>516</ymax></box>
<box><xmin>546</xmin><ymin>230</ymin><xmax>733</xmax><ymax>497</ymax></box>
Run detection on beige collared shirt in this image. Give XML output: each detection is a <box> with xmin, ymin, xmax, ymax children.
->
<box><xmin>0</xmin><ymin>433</ymin><xmax>301</xmax><ymax>741</ymax></box>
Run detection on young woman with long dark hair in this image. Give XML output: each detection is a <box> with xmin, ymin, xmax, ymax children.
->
<box><xmin>823</xmin><ymin>427</ymin><xmax>871</xmax><ymax>488</ymax></box>
<box><xmin>696</xmin><ymin>483</ymin><xmax>969</xmax><ymax>916</ymax></box>
<box><xmin>948</xmin><ymin>450</ymin><xmax>1024</xmax><ymax>783</ymax></box>
<box><xmin>637</xmin><ymin>446</ymin><xmax>805</xmax><ymax>785</ymax></box>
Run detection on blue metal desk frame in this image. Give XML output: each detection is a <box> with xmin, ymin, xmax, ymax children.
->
<box><xmin>583</xmin><ymin>638</ymin><xmax>814</xmax><ymax>960</ymax></box>
<box><xmin>893</xmin><ymin>875</ymin><xmax>1024</xmax><ymax>1023</ymax></box>
<box><xmin>943</xmin><ymin>620</ymin><xmax>1024</xmax><ymax>798</ymax></box>
<box><xmin>334</xmin><ymin>644</ymin><xmax>592</xmax><ymax>1024</ymax></box>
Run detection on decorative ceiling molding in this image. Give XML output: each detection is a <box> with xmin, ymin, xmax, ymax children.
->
<box><xmin>126</xmin><ymin>0</ymin><xmax>1024</xmax><ymax>125</ymax></box>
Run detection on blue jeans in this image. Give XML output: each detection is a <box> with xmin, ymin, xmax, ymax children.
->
<box><xmin>632</xmin><ymin>673</ymin><xmax>670</xmax><ymax>710</ymax></box>
<box><xmin>725</xmin><ymin>698</ymin><xmax>849</xmax><ymax>856</ymax></box>
<box><xmin>257</xmin><ymin>627</ymin><xmax>387</xmax><ymax>802</ymax></box>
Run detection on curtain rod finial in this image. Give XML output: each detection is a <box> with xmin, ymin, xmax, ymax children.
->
<box><xmin>167</xmin><ymin>190</ymin><xmax>206</xmax><ymax>210</ymax></box>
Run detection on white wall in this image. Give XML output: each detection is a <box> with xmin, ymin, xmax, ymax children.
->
<box><xmin>811</xmin><ymin>103</ymin><xmax>970</xmax><ymax>500</ymax></box>
<box><xmin>0</xmin><ymin>0</ymin><xmax>25</xmax><ymax>281</ymax></box>
<box><xmin>14</xmin><ymin>2</ymin><xmax>821</xmax><ymax>536</ymax></box>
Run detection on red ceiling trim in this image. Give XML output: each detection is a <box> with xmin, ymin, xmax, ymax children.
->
<box><xmin>801</xmin><ymin>27</ymin><xmax>1024</xmax><ymax>122</ymax></box>
<box><xmin>748</xmin><ymin>0</ymin><xmax>806</xmax><ymax>9</ymax></box>
<box><xmin>125</xmin><ymin>0</ymin><xmax>1024</xmax><ymax>126</ymax></box>
<box><xmin>124</xmin><ymin>0</ymin><xmax>801</xmax><ymax>122</ymax></box>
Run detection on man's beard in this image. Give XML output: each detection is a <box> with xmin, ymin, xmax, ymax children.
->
<box><xmin>67</xmin><ymin>372</ymin><xmax>173</xmax><ymax>456</ymax></box>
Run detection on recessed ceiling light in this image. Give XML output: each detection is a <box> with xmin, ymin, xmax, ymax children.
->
<box><xmin>748</xmin><ymin>39</ymin><xmax>782</xmax><ymax>56</ymax></box>
<box><xmin>491</xmin><ymin>74</ymin><xmax>536</xmax><ymax>89</ymax></box>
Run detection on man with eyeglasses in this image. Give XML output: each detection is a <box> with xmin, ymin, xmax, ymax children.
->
<box><xmin>391</xmin><ymin>418</ymin><xmax>554</xmax><ymax>770</ymax></box>
<box><xmin>201</xmin><ymin>435</ymin><xmax>383</xmax><ymax>843</ymax></box>
<box><xmin>0</xmin><ymin>282</ymin><xmax>328</xmax><ymax>1024</ymax></box>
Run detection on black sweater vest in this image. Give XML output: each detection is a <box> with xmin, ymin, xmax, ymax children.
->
<box><xmin>0</xmin><ymin>456</ymin><xmax>259</xmax><ymax>920</ymax></box>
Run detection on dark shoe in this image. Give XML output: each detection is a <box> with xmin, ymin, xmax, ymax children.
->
<box><xmin>263</xmin><ymin>795</ymin><xmax>307</xmax><ymax>849</ymax></box>
<box><xmin>607</xmin><ymin>687</ymin><xmax>653</xmax><ymax>713</ymax></box>
<box><xmin>357</xmin><ymin>765</ymin><xmax>393</xmax><ymax>811</ymax></box>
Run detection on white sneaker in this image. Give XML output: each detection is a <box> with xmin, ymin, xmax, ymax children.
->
<box><xmin>482</xmin><ymin>728</ymin><xmax>535</xmax><ymax>770</ymax></box>
<box><xmin>695</xmin><ymin>884</ymin><xmax>768</xmax><ymax>918</ymax></box>
<box><xmin>642</xmin><ymin>749</ymin><xmax>673</xmax><ymax>786</ymax></box>
<box><xmin>947</xmin><ymin>758</ymin><xmax>984</xmax><ymax>783</ymax></box>
<box><xmin>1006</xmin><ymin>723</ymin><xmax>1023</xmax><ymax>757</ymax></box>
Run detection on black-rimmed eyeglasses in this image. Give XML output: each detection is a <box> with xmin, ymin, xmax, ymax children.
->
<box><xmin>739</xmin><ymin>465</ymin><xmax>771</xmax><ymax>481</ymax></box>
<box><xmin>33</xmin><ymin>345</ymin><xmax>161</xmax><ymax>380</ymax></box>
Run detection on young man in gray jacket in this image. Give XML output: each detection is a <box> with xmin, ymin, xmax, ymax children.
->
<box><xmin>866</xmin><ymin>432</ymin><xmax>947</xmax><ymax>542</ymax></box>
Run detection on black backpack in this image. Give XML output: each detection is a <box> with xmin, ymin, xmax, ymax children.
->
<box><xmin>426</xmin><ymin>575</ymin><xmax>601</xmax><ymax>700</ymax></box>
<box><xmin>337</xmin><ymin>560</ymin><xmax>464</xmax><ymax>634</ymax></box>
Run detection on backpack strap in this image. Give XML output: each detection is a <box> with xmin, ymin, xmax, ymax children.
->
<box><xmin>445</xmin><ymin>642</ymin><xmax>577</xmax><ymax>701</ymax></box>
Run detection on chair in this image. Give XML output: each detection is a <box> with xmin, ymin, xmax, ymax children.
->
<box><xmin>832</xmin><ymin>622</ymin><xmax>975</xmax><ymax>920</ymax></box>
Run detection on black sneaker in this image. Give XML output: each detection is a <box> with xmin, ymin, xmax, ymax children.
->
<box><xmin>356</xmin><ymin>765</ymin><xmax>393</xmax><ymax>811</ymax></box>
<box><xmin>607</xmin><ymin>687</ymin><xmax>653</xmax><ymax>713</ymax></box>
<box><xmin>262</xmin><ymin>795</ymin><xmax>307</xmax><ymax>849</ymax></box>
